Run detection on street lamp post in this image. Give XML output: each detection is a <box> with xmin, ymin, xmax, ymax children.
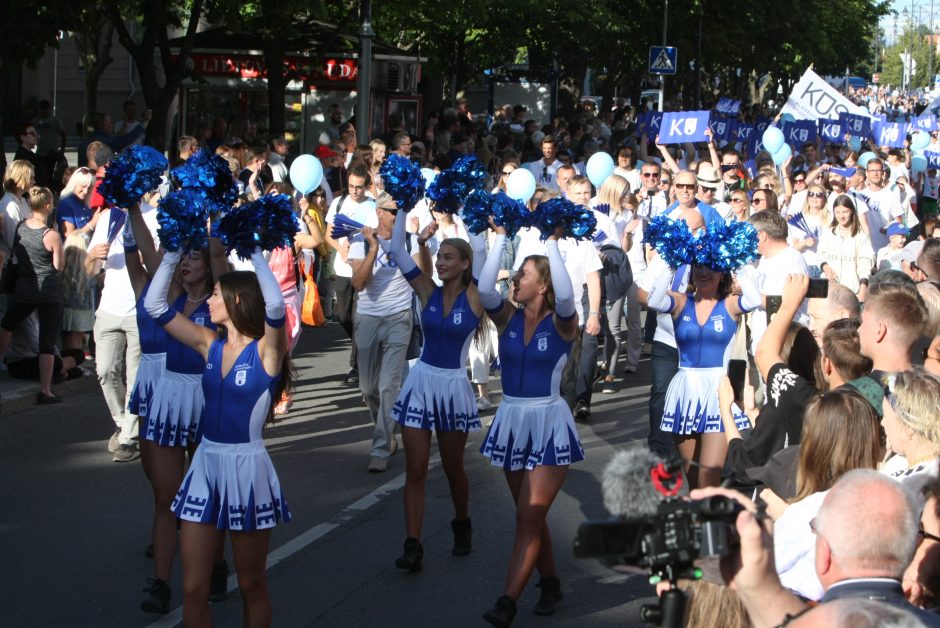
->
<box><xmin>355</xmin><ymin>0</ymin><xmax>374</xmax><ymax>146</ymax></box>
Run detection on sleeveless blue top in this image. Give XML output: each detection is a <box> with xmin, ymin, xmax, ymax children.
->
<box><xmin>499</xmin><ymin>309</ymin><xmax>572</xmax><ymax>398</ymax></box>
<box><xmin>674</xmin><ymin>298</ymin><xmax>737</xmax><ymax>368</ymax></box>
<box><xmin>201</xmin><ymin>339</ymin><xmax>279</xmax><ymax>444</ymax></box>
<box><xmin>419</xmin><ymin>287</ymin><xmax>480</xmax><ymax>369</ymax></box>
<box><xmin>136</xmin><ymin>283</ymin><xmax>168</xmax><ymax>355</ymax></box>
<box><xmin>165</xmin><ymin>293</ymin><xmax>216</xmax><ymax>375</ymax></box>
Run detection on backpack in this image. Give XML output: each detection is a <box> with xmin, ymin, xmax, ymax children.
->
<box><xmin>599</xmin><ymin>244</ymin><xmax>633</xmax><ymax>304</ymax></box>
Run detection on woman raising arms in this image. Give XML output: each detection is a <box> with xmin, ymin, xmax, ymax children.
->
<box><xmin>385</xmin><ymin>204</ymin><xmax>486</xmax><ymax>572</ymax></box>
<box><xmin>145</xmin><ymin>242</ymin><xmax>292</xmax><ymax>628</ymax></box>
<box><xmin>477</xmin><ymin>221</ymin><xmax>582</xmax><ymax>627</ymax></box>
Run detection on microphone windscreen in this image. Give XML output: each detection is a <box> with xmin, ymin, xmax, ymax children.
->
<box><xmin>602</xmin><ymin>443</ymin><xmax>665</xmax><ymax>518</ymax></box>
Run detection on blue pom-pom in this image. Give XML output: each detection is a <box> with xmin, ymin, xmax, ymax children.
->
<box><xmin>462</xmin><ymin>189</ymin><xmax>493</xmax><ymax>235</ymax></box>
<box><xmin>645</xmin><ymin>214</ymin><xmax>695</xmax><ymax>269</ymax></box>
<box><xmin>489</xmin><ymin>192</ymin><xmax>529</xmax><ymax>239</ymax></box>
<box><xmin>379</xmin><ymin>154</ymin><xmax>425</xmax><ymax>212</ymax></box>
<box><xmin>217</xmin><ymin>194</ymin><xmax>299</xmax><ymax>260</ymax></box>
<box><xmin>426</xmin><ymin>155</ymin><xmax>488</xmax><ymax>214</ymax></box>
<box><xmin>531</xmin><ymin>197</ymin><xmax>597</xmax><ymax>241</ymax></box>
<box><xmin>99</xmin><ymin>145</ymin><xmax>168</xmax><ymax>207</ymax></box>
<box><xmin>691</xmin><ymin>221</ymin><xmax>758</xmax><ymax>272</ymax></box>
<box><xmin>157</xmin><ymin>189</ymin><xmax>210</xmax><ymax>252</ymax></box>
<box><xmin>171</xmin><ymin>150</ymin><xmax>238</xmax><ymax>216</ymax></box>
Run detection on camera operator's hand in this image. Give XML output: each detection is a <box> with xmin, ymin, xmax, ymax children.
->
<box><xmin>689</xmin><ymin>487</ymin><xmax>806</xmax><ymax>628</ymax></box>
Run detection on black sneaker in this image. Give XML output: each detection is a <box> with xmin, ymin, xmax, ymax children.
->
<box><xmin>209</xmin><ymin>559</ymin><xmax>229</xmax><ymax>602</ymax></box>
<box><xmin>451</xmin><ymin>518</ymin><xmax>472</xmax><ymax>556</ymax></box>
<box><xmin>533</xmin><ymin>576</ymin><xmax>563</xmax><ymax>615</ymax></box>
<box><xmin>483</xmin><ymin>595</ymin><xmax>517</xmax><ymax>628</ymax></box>
<box><xmin>140</xmin><ymin>577</ymin><xmax>171</xmax><ymax>614</ymax></box>
<box><xmin>573</xmin><ymin>400</ymin><xmax>591</xmax><ymax>422</ymax></box>
<box><xmin>344</xmin><ymin>368</ymin><xmax>359</xmax><ymax>385</ymax></box>
<box><xmin>394</xmin><ymin>537</ymin><xmax>423</xmax><ymax>572</ymax></box>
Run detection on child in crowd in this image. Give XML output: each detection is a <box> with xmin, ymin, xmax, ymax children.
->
<box><xmin>876</xmin><ymin>223</ymin><xmax>910</xmax><ymax>272</ymax></box>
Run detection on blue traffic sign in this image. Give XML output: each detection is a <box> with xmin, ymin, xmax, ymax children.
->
<box><xmin>649</xmin><ymin>46</ymin><xmax>677</xmax><ymax>75</ymax></box>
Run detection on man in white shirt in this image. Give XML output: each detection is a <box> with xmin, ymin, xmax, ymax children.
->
<box><xmin>636</xmin><ymin>161</ymin><xmax>669</xmax><ymax>219</ymax></box>
<box><xmin>324</xmin><ymin>163</ymin><xmax>376</xmax><ymax>384</ymax></box>
<box><xmin>523</xmin><ymin>135</ymin><xmax>564</xmax><ymax>190</ymax></box>
<box><xmin>748</xmin><ymin>210</ymin><xmax>810</xmax><ymax>355</ymax></box>
<box><xmin>267</xmin><ymin>137</ymin><xmax>290</xmax><ymax>182</ymax></box>
<box><xmin>85</xmin><ymin>203</ymin><xmax>159</xmax><ymax>462</ymax></box>
<box><xmin>113</xmin><ymin>100</ymin><xmax>143</xmax><ymax>147</ymax></box>
<box><xmin>348</xmin><ymin>194</ymin><xmax>429</xmax><ymax>473</ymax></box>
<box><xmin>856</xmin><ymin>158</ymin><xmax>902</xmax><ymax>251</ymax></box>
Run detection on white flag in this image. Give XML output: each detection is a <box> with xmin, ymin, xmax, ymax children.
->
<box><xmin>781</xmin><ymin>67</ymin><xmax>871</xmax><ymax>121</ymax></box>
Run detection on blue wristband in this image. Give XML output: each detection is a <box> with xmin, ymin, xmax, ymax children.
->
<box><xmin>265</xmin><ymin>315</ymin><xmax>286</xmax><ymax>328</ymax></box>
<box><xmin>155</xmin><ymin>309</ymin><xmax>177</xmax><ymax>327</ymax></box>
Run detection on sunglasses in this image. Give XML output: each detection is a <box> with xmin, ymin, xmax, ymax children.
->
<box><xmin>720</xmin><ymin>164</ymin><xmax>740</xmax><ymax>172</ymax></box>
<box><xmin>500</xmin><ymin>171</ymin><xmax>514</xmax><ymax>177</ymax></box>
<box><xmin>660</xmin><ymin>179</ymin><xmax>671</xmax><ymax>185</ymax></box>
<box><xmin>675</xmin><ymin>183</ymin><xmax>695</xmax><ymax>190</ymax></box>
<box><xmin>751</xmin><ymin>197</ymin><xmax>766</xmax><ymax>205</ymax></box>
<box><xmin>793</xmin><ymin>178</ymin><xmax>806</xmax><ymax>184</ymax></box>
<box><xmin>919</xmin><ymin>527</ymin><xmax>940</xmax><ymax>544</ymax></box>
<box><xmin>641</xmin><ymin>172</ymin><xmax>660</xmax><ymax>178</ymax></box>
<box><xmin>808</xmin><ymin>191</ymin><xmax>825</xmax><ymax>198</ymax></box>
<box><xmin>730</xmin><ymin>197</ymin><xmax>747</xmax><ymax>203</ymax></box>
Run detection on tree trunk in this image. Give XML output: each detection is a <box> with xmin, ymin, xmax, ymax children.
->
<box><xmin>265</xmin><ymin>39</ymin><xmax>287</xmax><ymax>136</ymax></box>
<box><xmin>107</xmin><ymin>0</ymin><xmax>203</xmax><ymax>152</ymax></box>
<box><xmin>75</xmin><ymin>21</ymin><xmax>114</xmax><ymax>134</ymax></box>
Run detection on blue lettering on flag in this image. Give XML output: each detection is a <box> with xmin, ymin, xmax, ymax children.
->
<box><xmin>659</xmin><ymin>111</ymin><xmax>710</xmax><ymax>144</ymax></box>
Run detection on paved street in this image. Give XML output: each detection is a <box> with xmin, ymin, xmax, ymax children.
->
<box><xmin>1</xmin><ymin>321</ymin><xmax>660</xmax><ymax>627</ymax></box>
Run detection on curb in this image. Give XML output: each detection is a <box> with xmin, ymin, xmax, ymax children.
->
<box><xmin>2</xmin><ymin>369</ymin><xmax>100</xmax><ymax>416</ymax></box>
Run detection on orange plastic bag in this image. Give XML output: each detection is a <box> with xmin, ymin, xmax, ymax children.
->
<box><xmin>300</xmin><ymin>260</ymin><xmax>326</xmax><ymax>327</ymax></box>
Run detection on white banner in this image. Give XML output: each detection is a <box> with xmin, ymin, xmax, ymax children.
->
<box><xmin>781</xmin><ymin>68</ymin><xmax>870</xmax><ymax>121</ymax></box>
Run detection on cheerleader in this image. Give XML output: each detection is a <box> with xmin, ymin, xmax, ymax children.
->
<box><xmin>127</xmin><ymin>202</ymin><xmax>229</xmax><ymax>614</ymax></box>
<box><xmin>386</xmin><ymin>206</ymin><xmax>490</xmax><ymax>572</ymax></box>
<box><xmin>145</xmin><ymin>247</ymin><xmax>292</xmax><ymax>627</ymax></box>
<box><xmin>645</xmin><ymin>223</ymin><xmax>761</xmax><ymax>489</ymax></box>
<box><xmin>477</xmin><ymin>223</ymin><xmax>582</xmax><ymax>627</ymax></box>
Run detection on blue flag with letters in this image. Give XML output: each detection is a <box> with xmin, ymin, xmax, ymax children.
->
<box><xmin>839</xmin><ymin>112</ymin><xmax>872</xmax><ymax>138</ymax></box>
<box><xmin>708</xmin><ymin>115</ymin><xmax>733</xmax><ymax>143</ymax></box>
<box><xmin>818</xmin><ymin>118</ymin><xmax>844</xmax><ymax>143</ymax></box>
<box><xmin>659</xmin><ymin>111</ymin><xmax>710</xmax><ymax>144</ymax></box>
<box><xmin>716</xmin><ymin>97</ymin><xmax>741</xmax><ymax>115</ymax></box>
<box><xmin>781</xmin><ymin>120</ymin><xmax>817</xmax><ymax>147</ymax></box>
<box><xmin>872</xmin><ymin>121</ymin><xmax>905</xmax><ymax>148</ymax></box>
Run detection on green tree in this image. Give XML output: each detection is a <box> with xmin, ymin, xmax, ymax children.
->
<box><xmin>879</xmin><ymin>24</ymin><xmax>938</xmax><ymax>89</ymax></box>
<box><xmin>66</xmin><ymin>2</ymin><xmax>116</xmax><ymax>133</ymax></box>
<box><xmin>105</xmin><ymin>0</ymin><xmax>204</xmax><ymax>151</ymax></box>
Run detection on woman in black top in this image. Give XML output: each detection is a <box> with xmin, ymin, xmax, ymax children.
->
<box><xmin>0</xmin><ymin>186</ymin><xmax>64</xmax><ymax>403</ymax></box>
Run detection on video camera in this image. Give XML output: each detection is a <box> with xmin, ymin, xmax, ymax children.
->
<box><xmin>573</xmin><ymin>446</ymin><xmax>744</xmax><ymax>627</ymax></box>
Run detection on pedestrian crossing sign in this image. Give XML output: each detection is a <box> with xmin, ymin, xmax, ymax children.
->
<box><xmin>649</xmin><ymin>46</ymin><xmax>677</xmax><ymax>75</ymax></box>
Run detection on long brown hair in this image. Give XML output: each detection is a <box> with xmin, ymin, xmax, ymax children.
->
<box><xmin>520</xmin><ymin>254</ymin><xmax>555</xmax><ymax>311</ymax></box>
<box><xmin>792</xmin><ymin>388</ymin><xmax>882</xmax><ymax>502</ymax></box>
<box><xmin>439</xmin><ymin>237</ymin><xmax>489</xmax><ymax>347</ymax></box>
<box><xmin>218</xmin><ymin>271</ymin><xmax>295</xmax><ymax>423</ymax></box>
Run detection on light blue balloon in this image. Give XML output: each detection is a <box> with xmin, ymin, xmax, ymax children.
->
<box><xmin>420</xmin><ymin>167</ymin><xmax>438</xmax><ymax>188</ymax></box>
<box><xmin>505</xmin><ymin>168</ymin><xmax>536</xmax><ymax>203</ymax></box>
<box><xmin>289</xmin><ymin>154</ymin><xmax>324</xmax><ymax>194</ymax></box>
<box><xmin>848</xmin><ymin>136</ymin><xmax>861</xmax><ymax>152</ymax></box>
<box><xmin>762</xmin><ymin>126</ymin><xmax>785</xmax><ymax>154</ymax></box>
<box><xmin>912</xmin><ymin>153</ymin><xmax>928</xmax><ymax>174</ymax></box>
<box><xmin>781</xmin><ymin>113</ymin><xmax>796</xmax><ymax>123</ymax></box>
<box><xmin>858</xmin><ymin>151</ymin><xmax>877</xmax><ymax>168</ymax></box>
<box><xmin>912</xmin><ymin>131</ymin><xmax>931</xmax><ymax>152</ymax></box>
<box><xmin>585</xmin><ymin>151</ymin><xmax>615</xmax><ymax>187</ymax></box>
<box><xmin>772</xmin><ymin>143</ymin><xmax>792</xmax><ymax>166</ymax></box>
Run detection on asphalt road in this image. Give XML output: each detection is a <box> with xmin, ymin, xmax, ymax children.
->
<box><xmin>1</xmin><ymin>321</ymin><xmax>661</xmax><ymax>628</ymax></box>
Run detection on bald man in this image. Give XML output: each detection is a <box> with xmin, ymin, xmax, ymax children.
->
<box><xmin>807</xmin><ymin>283</ymin><xmax>860</xmax><ymax>348</ymax></box>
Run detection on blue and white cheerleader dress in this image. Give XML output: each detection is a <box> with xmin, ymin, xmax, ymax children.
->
<box><xmin>129</xmin><ymin>284</ymin><xmax>167</xmax><ymax>424</ymax></box>
<box><xmin>145</xmin><ymin>293</ymin><xmax>215</xmax><ymax>447</ymax></box>
<box><xmin>172</xmin><ymin>339</ymin><xmax>291</xmax><ymax>530</ymax></box>
<box><xmin>661</xmin><ymin>298</ymin><xmax>750</xmax><ymax>435</ymax></box>
<box><xmin>392</xmin><ymin>287</ymin><xmax>481</xmax><ymax>432</ymax></box>
<box><xmin>480</xmin><ymin>310</ymin><xmax>584</xmax><ymax>470</ymax></box>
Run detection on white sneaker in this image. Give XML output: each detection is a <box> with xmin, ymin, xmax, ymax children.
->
<box><xmin>476</xmin><ymin>396</ymin><xmax>493</xmax><ymax>411</ymax></box>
